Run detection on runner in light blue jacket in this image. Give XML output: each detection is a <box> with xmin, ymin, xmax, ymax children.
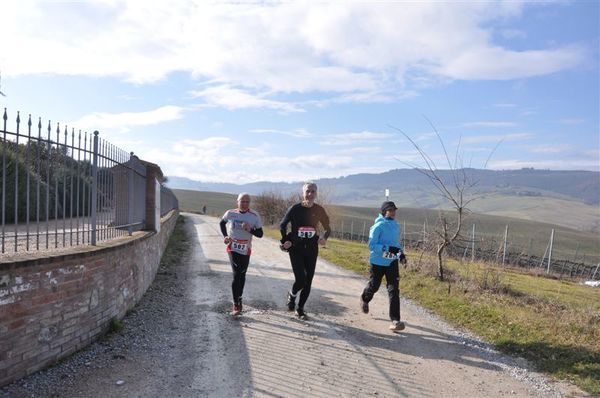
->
<box><xmin>368</xmin><ymin>213</ymin><xmax>404</xmax><ymax>266</ymax></box>
<box><xmin>360</xmin><ymin>201</ymin><xmax>407</xmax><ymax>331</ymax></box>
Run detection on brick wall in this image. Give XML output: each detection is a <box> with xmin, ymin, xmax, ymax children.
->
<box><xmin>0</xmin><ymin>210</ymin><xmax>178</xmax><ymax>387</ymax></box>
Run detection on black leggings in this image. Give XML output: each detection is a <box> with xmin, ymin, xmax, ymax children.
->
<box><xmin>361</xmin><ymin>261</ymin><xmax>400</xmax><ymax>321</ymax></box>
<box><xmin>289</xmin><ymin>247</ymin><xmax>318</xmax><ymax>309</ymax></box>
<box><xmin>228</xmin><ymin>251</ymin><xmax>250</xmax><ymax>302</ymax></box>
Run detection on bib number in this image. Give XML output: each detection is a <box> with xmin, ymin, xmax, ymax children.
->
<box><xmin>298</xmin><ymin>227</ymin><xmax>316</xmax><ymax>239</ymax></box>
<box><xmin>383</xmin><ymin>251</ymin><xmax>398</xmax><ymax>259</ymax></box>
<box><xmin>231</xmin><ymin>239</ymin><xmax>249</xmax><ymax>255</ymax></box>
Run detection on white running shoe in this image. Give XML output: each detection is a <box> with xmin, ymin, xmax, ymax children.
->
<box><xmin>389</xmin><ymin>320</ymin><xmax>405</xmax><ymax>331</ymax></box>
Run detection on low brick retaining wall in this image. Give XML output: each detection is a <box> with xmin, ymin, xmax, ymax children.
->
<box><xmin>0</xmin><ymin>210</ymin><xmax>178</xmax><ymax>387</ymax></box>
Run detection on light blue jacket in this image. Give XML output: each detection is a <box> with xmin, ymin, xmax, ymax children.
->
<box><xmin>368</xmin><ymin>214</ymin><xmax>403</xmax><ymax>266</ymax></box>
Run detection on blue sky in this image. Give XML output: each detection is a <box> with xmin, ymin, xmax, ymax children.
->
<box><xmin>1</xmin><ymin>1</ymin><xmax>598</xmax><ymax>183</ymax></box>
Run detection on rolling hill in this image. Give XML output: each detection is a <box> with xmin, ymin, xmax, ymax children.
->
<box><xmin>166</xmin><ymin>168</ymin><xmax>600</xmax><ymax>232</ymax></box>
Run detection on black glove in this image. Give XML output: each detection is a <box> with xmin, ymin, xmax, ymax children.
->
<box><xmin>387</xmin><ymin>246</ymin><xmax>400</xmax><ymax>255</ymax></box>
<box><xmin>399</xmin><ymin>252</ymin><xmax>407</xmax><ymax>265</ymax></box>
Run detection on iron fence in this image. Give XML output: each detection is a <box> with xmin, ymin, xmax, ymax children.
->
<box><xmin>329</xmin><ymin>220</ymin><xmax>600</xmax><ymax>280</ymax></box>
<box><xmin>161</xmin><ymin>185</ymin><xmax>178</xmax><ymax>217</ymax></box>
<box><xmin>0</xmin><ymin>108</ymin><xmax>177</xmax><ymax>256</ymax></box>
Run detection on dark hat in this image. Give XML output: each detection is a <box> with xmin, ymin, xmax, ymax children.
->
<box><xmin>381</xmin><ymin>201</ymin><xmax>398</xmax><ymax>214</ymax></box>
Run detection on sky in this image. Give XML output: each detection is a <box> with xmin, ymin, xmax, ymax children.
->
<box><xmin>0</xmin><ymin>0</ymin><xmax>598</xmax><ymax>184</ymax></box>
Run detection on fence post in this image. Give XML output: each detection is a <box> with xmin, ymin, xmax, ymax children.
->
<box><xmin>572</xmin><ymin>243</ymin><xmax>580</xmax><ymax>263</ymax></box>
<box><xmin>1</xmin><ymin>109</ymin><xmax>6</xmax><ymax>253</ymax></box>
<box><xmin>350</xmin><ymin>220</ymin><xmax>354</xmax><ymax>241</ymax></box>
<box><xmin>502</xmin><ymin>224</ymin><xmax>508</xmax><ymax>266</ymax></box>
<box><xmin>91</xmin><ymin>131</ymin><xmax>99</xmax><ymax>245</ymax></box>
<box><xmin>592</xmin><ymin>263</ymin><xmax>600</xmax><ymax>280</ymax></box>
<box><xmin>14</xmin><ymin>112</ymin><xmax>20</xmax><ymax>252</ymax></box>
<box><xmin>26</xmin><ymin>115</ymin><xmax>32</xmax><ymax>251</ymax></box>
<box><xmin>546</xmin><ymin>229</ymin><xmax>555</xmax><ymax>274</ymax></box>
<box><xmin>471</xmin><ymin>223</ymin><xmax>475</xmax><ymax>262</ymax></box>
<box><xmin>362</xmin><ymin>221</ymin><xmax>366</xmax><ymax>243</ymax></box>
<box><xmin>128</xmin><ymin>152</ymin><xmax>134</xmax><ymax>236</ymax></box>
<box><xmin>341</xmin><ymin>220</ymin><xmax>344</xmax><ymax>240</ymax></box>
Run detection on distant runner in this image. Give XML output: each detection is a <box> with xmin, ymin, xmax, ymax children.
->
<box><xmin>220</xmin><ymin>193</ymin><xmax>264</xmax><ymax>315</ymax></box>
<box><xmin>360</xmin><ymin>201</ymin><xmax>407</xmax><ymax>331</ymax></box>
<box><xmin>279</xmin><ymin>182</ymin><xmax>331</xmax><ymax>320</ymax></box>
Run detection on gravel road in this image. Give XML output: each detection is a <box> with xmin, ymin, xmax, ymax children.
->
<box><xmin>1</xmin><ymin>213</ymin><xmax>586</xmax><ymax>397</ymax></box>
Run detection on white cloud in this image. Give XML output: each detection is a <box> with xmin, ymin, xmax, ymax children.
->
<box><xmin>190</xmin><ymin>85</ymin><xmax>304</xmax><ymax>113</ymax></box>
<box><xmin>250</xmin><ymin>128</ymin><xmax>313</xmax><ymax>138</ymax></box>
<box><xmin>462</xmin><ymin>133</ymin><xmax>534</xmax><ymax>144</ymax></box>
<box><xmin>437</xmin><ymin>45</ymin><xmax>586</xmax><ymax>81</ymax></box>
<box><xmin>1</xmin><ymin>1</ymin><xmax>589</xmax><ymax>104</ymax></box>
<box><xmin>461</xmin><ymin>121</ymin><xmax>517</xmax><ymax>128</ymax></box>
<box><xmin>68</xmin><ymin>105</ymin><xmax>185</xmax><ymax>133</ymax></box>
<box><xmin>338</xmin><ymin>147</ymin><xmax>383</xmax><ymax>155</ymax></box>
<box><xmin>320</xmin><ymin>131</ymin><xmax>395</xmax><ymax>146</ymax></box>
<box><xmin>142</xmin><ymin>137</ymin><xmax>392</xmax><ymax>183</ymax></box>
<box><xmin>415</xmin><ymin>132</ymin><xmax>437</xmax><ymax>142</ymax></box>
<box><xmin>500</xmin><ymin>29</ymin><xmax>526</xmax><ymax>40</ymax></box>
<box><xmin>528</xmin><ymin>144</ymin><xmax>573</xmax><ymax>154</ymax></box>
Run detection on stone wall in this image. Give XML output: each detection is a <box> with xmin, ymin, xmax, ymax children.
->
<box><xmin>0</xmin><ymin>210</ymin><xmax>178</xmax><ymax>387</ymax></box>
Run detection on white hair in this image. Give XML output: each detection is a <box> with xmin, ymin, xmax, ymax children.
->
<box><xmin>237</xmin><ymin>192</ymin><xmax>250</xmax><ymax>201</ymax></box>
<box><xmin>303</xmin><ymin>182</ymin><xmax>317</xmax><ymax>191</ymax></box>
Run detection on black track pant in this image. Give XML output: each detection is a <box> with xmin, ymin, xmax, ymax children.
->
<box><xmin>289</xmin><ymin>246</ymin><xmax>318</xmax><ymax>309</ymax></box>
<box><xmin>361</xmin><ymin>261</ymin><xmax>400</xmax><ymax>321</ymax></box>
<box><xmin>228</xmin><ymin>251</ymin><xmax>250</xmax><ymax>303</ymax></box>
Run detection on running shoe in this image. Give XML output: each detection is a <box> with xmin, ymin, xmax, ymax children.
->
<box><xmin>360</xmin><ymin>297</ymin><xmax>369</xmax><ymax>314</ymax></box>
<box><xmin>232</xmin><ymin>300</ymin><xmax>242</xmax><ymax>316</ymax></box>
<box><xmin>295</xmin><ymin>308</ymin><xmax>308</xmax><ymax>320</ymax></box>
<box><xmin>389</xmin><ymin>320</ymin><xmax>405</xmax><ymax>331</ymax></box>
<box><xmin>286</xmin><ymin>291</ymin><xmax>296</xmax><ymax>311</ymax></box>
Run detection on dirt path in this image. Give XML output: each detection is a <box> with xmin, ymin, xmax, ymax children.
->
<box><xmin>2</xmin><ymin>213</ymin><xmax>583</xmax><ymax>397</ymax></box>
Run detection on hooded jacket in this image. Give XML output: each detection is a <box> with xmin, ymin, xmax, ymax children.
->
<box><xmin>368</xmin><ymin>214</ymin><xmax>403</xmax><ymax>266</ymax></box>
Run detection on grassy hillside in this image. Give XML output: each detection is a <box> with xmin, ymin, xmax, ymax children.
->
<box><xmin>333</xmin><ymin>204</ymin><xmax>599</xmax><ymax>262</ymax></box>
<box><xmin>173</xmin><ymin>189</ymin><xmax>237</xmax><ymax>217</ymax></box>
<box><xmin>168</xmin><ymin>168</ymin><xmax>600</xmax><ymax>233</ymax></box>
<box><xmin>174</xmin><ymin>189</ymin><xmax>600</xmax><ymax>266</ymax></box>
<box><xmin>466</xmin><ymin>194</ymin><xmax>600</xmax><ymax>233</ymax></box>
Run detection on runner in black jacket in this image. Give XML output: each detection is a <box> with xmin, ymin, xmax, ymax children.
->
<box><xmin>279</xmin><ymin>182</ymin><xmax>331</xmax><ymax>319</ymax></box>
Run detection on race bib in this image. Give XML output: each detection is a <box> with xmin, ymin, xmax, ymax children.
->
<box><xmin>298</xmin><ymin>226</ymin><xmax>316</xmax><ymax>239</ymax></box>
<box><xmin>231</xmin><ymin>239</ymin><xmax>249</xmax><ymax>255</ymax></box>
<box><xmin>383</xmin><ymin>251</ymin><xmax>398</xmax><ymax>259</ymax></box>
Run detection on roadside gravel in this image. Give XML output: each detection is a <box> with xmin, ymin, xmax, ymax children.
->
<box><xmin>1</xmin><ymin>217</ymin><xmax>196</xmax><ymax>398</ymax></box>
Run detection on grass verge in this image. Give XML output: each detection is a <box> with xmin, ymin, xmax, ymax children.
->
<box><xmin>160</xmin><ymin>215</ymin><xmax>192</xmax><ymax>267</ymax></box>
<box><xmin>265</xmin><ymin>227</ymin><xmax>600</xmax><ymax>395</ymax></box>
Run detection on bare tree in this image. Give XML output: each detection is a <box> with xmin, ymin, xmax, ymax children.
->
<box><xmin>254</xmin><ymin>184</ymin><xmax>337</xmax><ymax>235</ymax></box>
<box><xmin>254</xmin><ymin>190</ymin><xmax>298</xmax><ymax>226</ymax></box>
<box><xmin>390</xmin><ymin>120</ymin><xmax>499</xmax><ymax>281</ymax></box>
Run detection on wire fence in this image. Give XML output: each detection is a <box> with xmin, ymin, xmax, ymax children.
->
<box><xmin>329</xmin><ymin>219</ymin><xmax>600</xmax><ymax>280</ymax></box>
<box><xmin>0</xmin><ymin>108</ymin><xmax>178</xmax><ymax>256</ymax></box>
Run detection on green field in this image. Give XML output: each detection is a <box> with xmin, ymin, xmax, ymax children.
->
<box><xmin>174</xmin><ymin>189</ymin><xmax>237</xmax><ymax>217</ymax></box>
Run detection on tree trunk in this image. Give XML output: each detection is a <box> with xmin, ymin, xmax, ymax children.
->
<box><xmin>437</xmin><ymin>243</ymin><xmax>446</xmax><ymax>281</ymax></box>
